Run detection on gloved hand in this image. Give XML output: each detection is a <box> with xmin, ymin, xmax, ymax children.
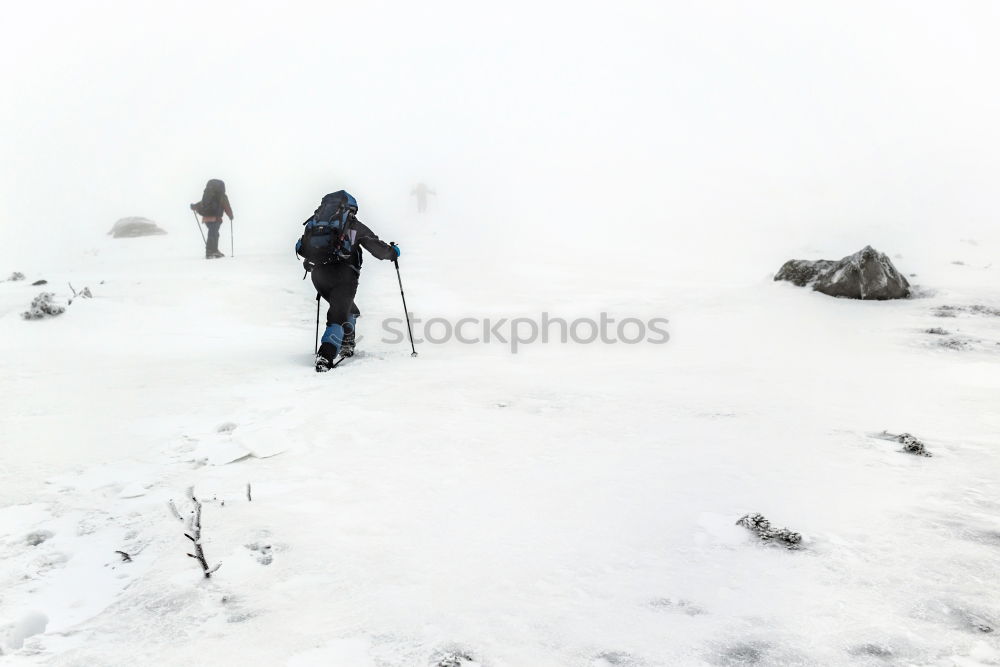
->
<box><xmin>390</xmin><ymin>242</ymin><xmax>400</xmax><ymax>258</ymax></box>
<box><xmin>189</xmin><ymin>203</ymin><xmax>197</xmax><ymax>211</ymax></box>
<box><xmin>302</xmin><ymin>260</ymin><xmax>312</xmax><ymax>273</ymax></box>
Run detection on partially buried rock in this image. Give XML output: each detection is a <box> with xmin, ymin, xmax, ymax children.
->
<box><xmin>775</xmin><ymin>245</ymin><xmax>910</xmax><ymax>300</ymax></box>
<box><xmin>108</xmin><ymin>217</ymin><xmax>167</xmax><ymax>238</ymax></box>
<box><xmin>773</xmin><ymin>259</ymin><xmax>836</xmax><ymax>287</ymax></box>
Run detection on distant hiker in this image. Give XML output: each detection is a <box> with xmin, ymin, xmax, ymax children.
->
<box><xmin>410</xmin><ymin>182</ymin><xmax>435</xmax><ymax>213</ymax></box>
<box><xmin>296</xmin><ymin>191</ymin><xmax>400</xmax><ymax>372</ymax></box>
<box><xmin>190</xmin><ymin>179</ymin><xmax>234</xmax><ymax>259</ymax></box>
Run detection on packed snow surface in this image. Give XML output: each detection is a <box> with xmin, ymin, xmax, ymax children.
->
<box><xmin>1</xmin><ymin>230</ymin><xmax>999</xmax><ymax>666</ymax></box>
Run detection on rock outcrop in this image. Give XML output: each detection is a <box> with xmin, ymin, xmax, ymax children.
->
<box><xmin>108</xmin><ymin>217</ymin><xmax>167</xmax><ymax>238</ymax></box>
<box><xmin>775</xmin><ymin>246</ymin><xmax>910</xmax><ymax>300</ymax></box>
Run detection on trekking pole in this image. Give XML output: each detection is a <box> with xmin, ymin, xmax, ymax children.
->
<box><xmin>391</xmin><ymin>246</ymin><xmax>418</xmax><ymax>357</ymax></box>
<box><xmin>314</xmin><ymin>293</ymin><xmax>321</xmax><ymax>355</ymax></box>
<box><xmin>230</xmin><ymin>218</ymin><xmax>235</xmax><ymax>258</ymax></box>
<box><xmin>192</xmin><ymin>211</ymin><xmax>206</xmax><ymax>244</ymax></box>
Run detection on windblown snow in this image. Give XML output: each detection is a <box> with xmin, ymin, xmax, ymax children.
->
<box><xmin>1</xmin><ymin>228</ymin><xmax>999</xmax><ymax>666</ymax></box>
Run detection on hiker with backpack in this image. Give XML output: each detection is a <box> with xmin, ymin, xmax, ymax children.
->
<box><xmin>190</xmin><ymin>179</ymin><xmax>234</xmax><ymax>259</ymax></box>
<box><xmin>296</xmin><ymin>191</ymin><xmax>400</xmax><ymax>372</ymax></box>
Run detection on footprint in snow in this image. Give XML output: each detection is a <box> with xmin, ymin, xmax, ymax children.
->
<box><xmin>25</xmin><ymin>530</ymin><xmax>53</xmax><ymax>547</ymax></box>
<box><xmin>245</xmin><ymin>542</ymin><xmax>274</xmax><ymax>565</ymax></box>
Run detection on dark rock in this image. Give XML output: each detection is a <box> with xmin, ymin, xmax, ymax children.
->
<box><xmin>6</xmin><ymin>271</ymin><xmax>25</xmax><ymax>282</ymax></box>
<box><xmin>736</xmin><ymin>513</ymin><xmax>802</xmax><ymax>548</ymax></box>
<box><xmin>924</xmin><ymin>327</ymin><xmax>949</xmax><ymax>335</ymax></box>
<box><xmin>31</xmin><ymin>279</ymin><xmax>47</xmax><ymax>286</ymax></box>
<box><xmin>108</xmin><ymin>217</ymin><xmax>167</xmax><ymax>238</ymax></box>
<box><xmin>775</xmin><ymin>246</ymin><xmax>910</xmax><ymax>300</ymax></box>
<box><xmin>773</xmin><ymin>259</ymin><xmax>836</xmax><ymax>287</ymax></box>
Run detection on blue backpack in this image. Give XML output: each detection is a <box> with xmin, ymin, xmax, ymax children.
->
<box><xmin>296</xmin><ymin>191</ymin><xmax>358</xmax><ymax>267</ymax></box>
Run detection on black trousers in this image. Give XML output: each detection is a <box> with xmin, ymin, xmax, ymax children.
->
<box><xmin>311</xmin><ymin>263</ymin><xmax>361</xmax><ymax>328</ymax></box>
<box><xmin>205</xmin><ymin>221</ymin><xmax>222</xmax><ymax>255</ymax></box>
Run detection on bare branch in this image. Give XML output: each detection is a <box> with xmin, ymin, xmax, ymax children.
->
<box><xmin>185</xmin><ymin>491</ymin><xmax>214</xmax><ymax>578</ymax></box>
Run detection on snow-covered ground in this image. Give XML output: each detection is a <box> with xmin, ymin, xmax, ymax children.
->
<box><xmin>1</xmin><ymin>226</ymin><xmax>999</xmax><ymax>666</ymax></box>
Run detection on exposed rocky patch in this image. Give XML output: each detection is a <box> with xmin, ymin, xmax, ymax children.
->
<box><xmin>873</xmin><ymin>431</ymin><xmax>932</xmax><ymax>457</ymax></box>
<box><xmin>933</xmin><ymin>304</ymin><xmax>1000</xmax><ymax>318</ymax></box>
<box><xmin>925</xmin><ymin>327</ymin><xmax>949</xmax><ymax>335</ymax></box>
<box><xmin>736</xmin><ymin>513</ymin><xmax>802</xmax><ymax>548</ymax></box>
<box><xmin>775</xmin><ymin>246</ymin><xmax>909</xmax><ymax>300</ymax></box>
<box><xmin>431</xmin><ymin>648</ymin><xmax>480</xmax><ymax>667</ymax></box>
<box><xmin>937</xmin><ymin>337</ymin><xmax>974</xmax><ymax>351</ymax></box>
<box><xmin>21</xmin><ymin>293</ymin><xmax>65</xmax><ymax>320</ymax></box>
<box><xmin>108</xmin><ymin>216</ymin><xmax>167</xmax><ymax>238</ymax></box>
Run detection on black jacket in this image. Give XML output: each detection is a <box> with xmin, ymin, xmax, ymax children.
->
<box><xmin>342</xmin><ymin>218</ymin><xmax>396</xmax><ymax>270</ymax></box>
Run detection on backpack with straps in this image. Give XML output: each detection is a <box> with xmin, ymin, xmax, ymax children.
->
<box><xmin>195</xmin><ymin>179</ymin><xmax>226</xmax><ymax>217</ymax></box>
<box><xmin>296</xmin><ymin>191</ymin><xmax>359</xmax><ymax>267</ymax></box>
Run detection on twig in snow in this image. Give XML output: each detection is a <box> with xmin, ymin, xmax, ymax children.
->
<box><xmin>246</xmin><ymin>483</ymin><xmax>252</xmax><ymax>502</ymax></box>
<box><xmin>180</xmin><ymin>487</ymin><xmax>220</xmax><ymax>578</ymax></box>
<box><xmin>115</xmin><ymin>550</ymin><xmax>132</xmax><ymax>562</ymax></box>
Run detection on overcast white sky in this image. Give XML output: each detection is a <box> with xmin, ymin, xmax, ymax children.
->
<box><xmin>1</xmin><ymin>1</ymin><xmax>998</xmax><ymax>264</ymax></box>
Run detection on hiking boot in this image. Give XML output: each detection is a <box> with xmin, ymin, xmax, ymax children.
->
<box><xmin>206</xmin><ymin>250</ymin><xmax>225</xmax><ymax>259</ymax></box>
<box><xmin>315</xmin><ymin>353</ymin><xmax>334</xmax><ymax>372</ymax></box>
<box><xmin>341</xmin><ymin>332</ymin><xmax>356</xmax><ymax>357</ymax></box>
